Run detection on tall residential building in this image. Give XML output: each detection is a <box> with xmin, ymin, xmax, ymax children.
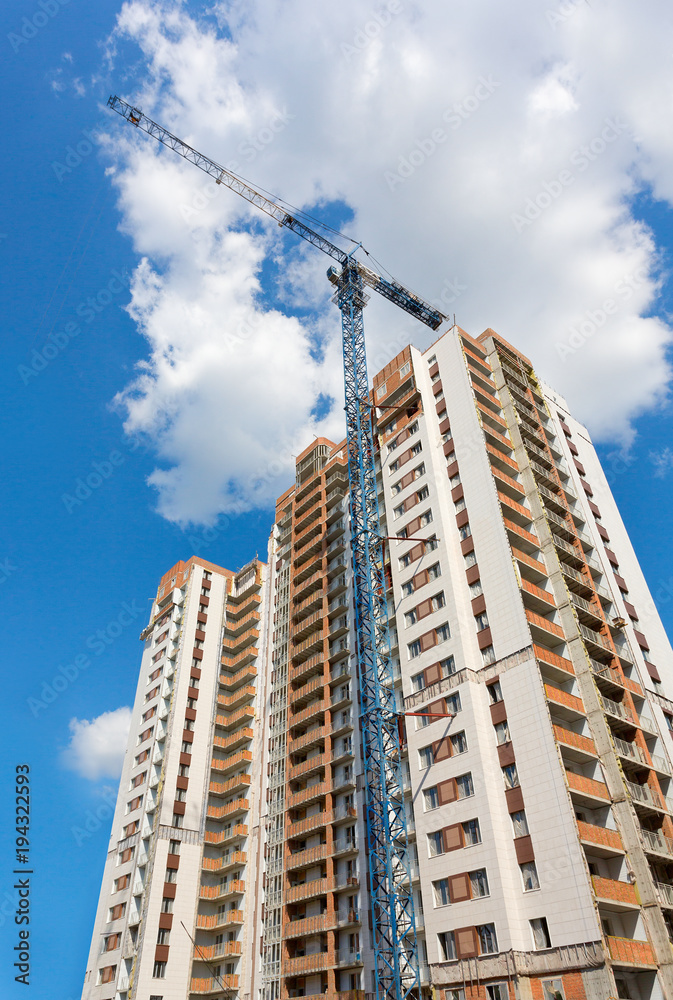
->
<box><xmin>82</xmin><ymin>324</ymin><xmax>673</xmax><ymax>1000</ymax></box>
<box><xmin>81</xmin><ymin>555</ymin><xmax>270</xmax><ymax>1000</ymax></box>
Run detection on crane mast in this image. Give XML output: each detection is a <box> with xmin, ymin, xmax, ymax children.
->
<box><xmin>107</xmin><ymin>95</ymin><xmax>447</xmax><ymax>1000</ymax></box>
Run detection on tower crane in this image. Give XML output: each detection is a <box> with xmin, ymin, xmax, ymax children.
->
<box><xmin>107</xmin><ymin>95</ymin><xmax>448</xmax><ymax>1000</ymax></box>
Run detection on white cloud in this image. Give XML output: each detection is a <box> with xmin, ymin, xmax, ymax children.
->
<box><xmin>102</xmin><ymin>0</ymin><xmax>673</xmax><ymax>524</ymax></box>
<box><xmin>62</xmin><ymin>707</ymin><xmax>132</xmax><ymax>781</ymax></box>
<box><xmin>650</xmin><ymin>447</ymin><xmax>673</xmax><ymax>478</ymax></box>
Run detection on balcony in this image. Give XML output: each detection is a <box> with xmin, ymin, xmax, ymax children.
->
<box><xmin>207</xmin><ymin>798</ymin><xmax>249</xmax><ymax>821</ymax></box>
<box><xmin>212</xmin><ymin>728</ymin><xmax>254</xmax><ymax>753</ymax></box>
<box><xmin>605</xmin><ymin>936</ymin><xmax>656</xmax><ymax>968</ymax></box>
<box><xmin>203</xmin><ymin>824</ymin><xmax>248</xmax><ymax>847</ymax></box>
<box><xmin>217</xmin><ymin>685</ymin><xmax>256</xmax><ymax>710</ymax></box>
<box><xmin>287</xmin><ymin>725</ymin><xmax>328</xmax><ymax>755</ymax></box>
<box><xmin>219</xmin><ymin>664</ymin><xmax>257</xmax><ymax>689</ymax></box>
<box><xmin>195</xmin><ymin>911</ymin><xmax>244</xmax><ymax>930</ymax></box>
<box><xmin>520</xmin><ymin>578</ymin><xmax>557</xmax><ymax>614</ymax></box>
<box><xmin>336</xmin><ymin>949</ymin><xmax>363</xmax><ymax>967</ymax></box>
<box><xmin>285</xmin><ymin>875</ymin><xmax>328</xmax><ymax>903</ymax></box>
<box><xmin>286</xmin><ymin>844</ymin><xmax>328</xmax><ymax>871</ymax></box>
<box><xmin>512</xmin><ymin>546</ymin><xmax>548</xmax><ymax>581</ymax></box>
<box><xmin>283</xmin><ymin>953</ymin><xmax>333</xmax><ymax>976</ymax></box>
<box><xmin>656</xmin><ymin>881</ymin><xmax>673</xmax><ymax>909</ymax></box>
<box><xmin>202</xmin><ymin>850</ymin><xmax>247</xmax><ymax>873</ymax></box>
<box><xmin>290</xmin><ymin>699</ymin><xmax>326</xmax><ymax>729</ymax></box>
<box><xmin>613</xmin><ymin>736</ymin><xmax>648</xmax><ymax>772</ymax></box>
<box><xmin>601</xmin><ymin>695</ymin><xmax>636</xmax><ymax>729</ymax></box>
<box><xmin>211</xmin><ymin>749</ymin><xmax>253</xmax><ymax>777</ymax></box>
<box><xmin>545</xmin><ymin>684</ymin><xmax>586</xmax><ymax>720</ymax></box>
<box><xmin>534</xmin><ymin>644</ymin><xmax>574</xmax><ymax>680</ymax></box>
<box><xmin>287</xmin><ymin>781</ymin><xmax>330</xmax><ymax>809</ymax></box>
<box><xmin>214</xmin><ymin>705</ymin><xmax>255</xmax><ymax>731</ymax></box>
<box><xmin>553</xmin><ymin>724</ymin><xmax>597</xmax><ymax>761</ymax></box>
<box><xmin>591</xmin><ymin>875</ymin><xmax>639</xmax><ymax>911</ymax></box>
<box><xmin>288</xmin><ymin>752</ymin><xmax>327</xmax><ymax>782</ymax></box>
<box><xmin>209</xmin><ymin>772</ymin><xmax>252</xmax><ymax>797</ymax></box>
<box><xmin>289</xmin><ymin>653</ymin><xmax>324</xmax><ymax>684</ymax></box>
<box><xmin>579</xmin><ymin>623</ymin><xmax>614</xmax><ymax>660</ymax></box>
<box><xmin>192</xmin><ymin>941</ymin><xmax>242</xmax><ymax>961</ymax></box>
<box><xmin>283</xmin><ymin>913</ymin><xmax>338</xmax><ymax>939</ymax></box>
<box><xmin>625</xmin><ymin>780</ymin><xmax>666</xmax><ymax>814</ymax></box>
<box><xmin>293</xmin><ymin>611</ymin><xmax>326</xmax><ymax>643</ymax></box>
<box><xmin>290</xmin><ymin>675</ymin><xmax>325</xmax><ymax>708</ymax></box>
<box><xmin>292</xmin><ymin>630</ymin><xmax>326</xmax><ymax>665</ymax></box>
<box><xmin>641</xmin><ymin>828</ymin><xmax>673</xmax><ymax>859</ymax></box>
<box><xmin>191</xmin><ymin>975</ymin><xmax>239</xmax><ymax>994</ymax></box>
<box><xmin>577</xmin><ymin>820</ymin><xmax>624</xmax><ymax>857</ymax></box>
<box><xmin>286</xmin><ymin>810</ymin><xmax>333</xmax><ymax>839</ymax></box>
<box><xmin>565</xmin><ymin>769</ymin><xmax>610</xmax><ymax>804</ymax></box>
<box><xmin>199</xmin><ymin>879</ymin><xmax>245</xmax><ymax>901</ymax></box>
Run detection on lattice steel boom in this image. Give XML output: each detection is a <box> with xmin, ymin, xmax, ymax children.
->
<box><xmin>107</xmin><ymin>94</ymin><xmax>447</xmax><ymax>1000</ymax></box>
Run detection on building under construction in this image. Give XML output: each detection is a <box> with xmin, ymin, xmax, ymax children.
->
<box><xmin>81</xmin><ymin>324</ymin><xmax>673</xmax><ymax>1000</ymax></box>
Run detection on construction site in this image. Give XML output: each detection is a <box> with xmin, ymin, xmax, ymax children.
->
<box><xmin>78</xmin><ymin>99</ymin><xmax>673</xmax><ymax>1000</ymax></box>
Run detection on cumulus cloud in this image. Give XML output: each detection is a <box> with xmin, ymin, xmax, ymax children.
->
<box><xmin>62</xmin><ymin>707</ymin><xmax>132</xmax><ymax>780</ymax></box>
<box><xmin>102</xmin><ymin>0</ymin><xmax>673</xmax><ymax>524</ymax></box>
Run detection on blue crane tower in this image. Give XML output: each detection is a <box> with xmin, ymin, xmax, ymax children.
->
<box><xmin>107</xmin><ymin>95</ymin><xmax>447</xmax><ymax>1000</ymax></box>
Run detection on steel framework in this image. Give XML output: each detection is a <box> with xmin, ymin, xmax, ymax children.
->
<box><xmin>107</xmin><ymin>95</ymin><xmax>446</xmax><ymax>1000</ymax></box>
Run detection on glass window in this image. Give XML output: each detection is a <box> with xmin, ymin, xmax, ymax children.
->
<box><xmin>470</xmin><ymin>869</ymin><xmax>489</xmax><ymax>898</ymax></box>
<box><xmin>427</xmin><ymin>831</ymin><xmax>444</xmax><ymax>857</ymax></box>
<box><xmin>436</xmin><ymin>623</ymin><xmax>451</xmax><ymax>642</ymax></box>
<box><xmin>475</xmin><ymin>611</ymin><xmax>489</xmax><ymax>631</ymax></box>
<box><xmin>486</xmin><ymin>986</ymin><xmax>508</xmax><ymax>1000</ymax></box>
<box><xmin>494</xmin><ymin>720</ymin><xmax>510</xmax><ymax>745</ymax></box>
<box><xmin>400</xmin><ymin>362</ymin><xmax>411</xmax><ymax>377</ymax></box>
<box><xmin>454</xmin><ymin>496</ymin><xmax>466</xmax><ymax>512</ymax></box>
<box><xmin>487</xmin><ymin>680</ymin><xmax>503</xmax><ymax>704</ymax></box>
<box><xmin>477</xmin><ymin>923</ymin><xmax>498</xmax><ymax>955</ymax></box>
<box><xmin>469</xmin><ymin>578</ymin><xmax>482</xmax><ymax>597</ymax></box>
<box><xmin>440</xmin><ymin>656</ymin><xmax>456</xmax><ymax>677</ymax></box>
<box><xmin>419</xmin><ymin>508</ymin><xmax>433</xmax><ymax>526</ymax></box>
<box><xmin>462</xmin><ymin>819</ymin><xmax>481</xmax><ymax>845</ymax></box>
<box><xmin>459</xmin><ymin>524</ymin><xmax>472</xmax><ymax>540</ymax></box>
<box><xmin>451</xmin><ymin>731</ymin><xmax>468</xmax><ymax>755</ymax></box>
<box><xmin>411</xmin><ymin>441</ymin><xmax>422</xmax><ymax>456</ymax></box>
<box><xmin>408</xmin><ymin>640</ymin><xmax>422</xmax><ymax>659</ymax></box>
<box><xmin>502</xmin><ymin>763</ymin><xmax>519</xmax><ymax>789</ymax></box>
<box><xmin>542</xmin><ymin>980</ymin><xmax>565</xmax><ymax>1000</ymax></box>
<box><xmin>431</xmin><ymin>592</ymin><xmax>446</xmax><ymax>611</ymax></box>
<box><xmin>511</xmin><ymin>810</ymin><xmax>529</xmax><ymax>838</ymax></box>
<box><xmin>464</xmin><ymin>550</ymin><xmax>477</xmax><ymax>568</ymax></box>
<box><xmin>411</xmin><ymin>672</ymin><xmax>425</xmax><ymax>692</ymax></box>
<box><xmin>438</xmin><ymin>931</ymin><xmax>457</xmax><ymax>961</ymax></box>
<box><xmin>428</xmin><ymin>562</ymin><xmax>442</xmax><ymax>581</ymax></box>
<box><xmin>521</xmin><ymin>861</ymin><xmax>540</xmax><ymax>891</ymax></box>
<box><xmin>402</xmin><ymin>581</ymin><xmax>414</xmax><ymax>598</ymax></box>
<box><xmin>481</xmin><ymin>644</ymin><xmax>496</xmax><ymax>665</ymax></box>
<box><xmin>456</xmin><ymin>773</ymin><xmax>474</xmax><ymax>799</ymax></box>
<box><xmin>433</xmin><ymin>878</ymin><xmax>450</xmax><ymax>906</ymax></box>
<box><xmin>531</xmin><ymin>917</ymin><xmax>551</xmax><ymax>950</ymax></box>
<box><xmin>417</xmin><ymin>486</ymin><xmax>430</xmax><ymax>502</ymax></box>
<box><xmin>424</xmin><ymin>787</ymin><xmax>439</xmax><ymax>810</ymax></box>
<box><xmin>405</xmin><ymin>610</ymin><xmax>418</xmax><ymax>628</ymax></box>
<box><xmin>446</xmin><ymin>692</ymin><xmax>461</xmax><ymax>714</ymax></box>
<box><xmin>419</xmin><ymin>746</ymin><xmax>434</xmax><ymax>769</ymax></box>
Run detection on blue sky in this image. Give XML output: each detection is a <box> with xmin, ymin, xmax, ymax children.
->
<box><xmin>3</xmin><ymin>1</ymin><xmax>673</xmax><ymax>998</ymax></box>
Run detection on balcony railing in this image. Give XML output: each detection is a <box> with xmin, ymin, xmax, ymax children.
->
<box><xmin>641</xmin><ymin>828</ymin><xmax>673</xmax><ymax>857</ymax></box>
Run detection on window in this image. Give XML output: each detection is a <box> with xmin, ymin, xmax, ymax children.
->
<box><xmin>408</xmin><ymin>640</ymin><xmax>422</xmax><ymax>659</ymax></box>
<box><xmin>436</xmin><ymin>657</ymin><xmax>455</xmax><ymax>680</ymax></box>
<box><xmin>183</xmin><ymin>719</ymin><xmax>194</xmax><ymax>732</ymax></box>
<box><xmin>135</xmin><ymin>749</ymin><xmax>150</xmax><ymax>766</ymax></box>
<box><xmin>419</xmin><ymin>508</ymin><xmax>433</xmax><ymax>526</ymax></box>
<box><xmin>153</xmin><ymin>961</ymin><xmax>167</xmax><ymax>978</ymax></box>
<box><xmin>99</xmin><ymin>966</ymin><xmax>117</xmax><ymax>985</ymax></box>
<box><xmin>108</xmin><ymin>903</ymin><xmax>126</xmax><ymax>921</ymax></box>
<box><xmin>415</xmin><ymin>462</ymin><xmax>426</xmax><ymax>478</ymax></box>
<box><xmin>462</xmin><ymin>818</ymin><xmax>481</xmax><ymax>845</ymax></box>
<box><xmin>402</xmin><ymin>581</ymin><xmax>414</xmax><ymax>598</ymax></box>
<box><xmin>469</xmin><ymin>578</ymin><xmax>482</xmax><ymax>597</ymax></box>
<box><xmin>389</xmin><ymin>459</ymin><xmax>399</xmax><ymax>474</ymax></box>
<box><xmin>424</xmin><ymin>787</ymin><xmax>439</xmax><ymax>810</ymax></box>
<box><xmin>481</xmin><ymin>644</ymin><xmax>496</xmax><ymax>665</ymax></box>
<box><xmin>521</xmin><ymin>861</ymin><xmax>540</xmax><ymax>891</ymax></box>
<box><xmin>456</xmin><ymin>773</ymin><xmax>474</xmax><ymax>799</ymax></box>
<box><xmin>433</xmin><ymin>878</ymin><xmax>450</xmax><ymax>906</ymax></box>
<box><xmin>178</xmin><ymin>764</ymin><xmax>190</xmax><ymax>776</ymax></box>
<box><xmin>435</xmin><ymin>389</ymin><xmax>445</xmax><ymax>401</ymax></box>
<box><xmin>449</xmin><ymin>472</ymin><xmax>461</xmax><ymax>487</ymax></box>
<box><xmin>431</xmin><ymin>371</ymin><xmax>441</xmax><ymax>384</ymax></box>
<box><xmin>419</xmin><ymin>746</ymin><xmax>434</xmax><ymax>769</ymax></box>
<box><xmin>428</xmin><ymin>830</ymin><xmax>444</xmax><ymax>857</ymax></box>
<box><xmin>410</xmin><ymin>441</ymin><xmax>422</xmax><ymax>456</ymax></box>
<box><xmin>531</xmin><ymin>916</ymin><xmax>551</xmax><ymax>949</ymax></box>
<box><xmin>145</xmin><ymin>685</ymin><xmax>160</xmax><ymax>702</ymax></box>
<box><xmin>475</xmin><ymin>612</ymin><xmax>489</xmax><ymax>632</ymax></box>
<box><xmin>425</xmin><ymin>534</ymin><xmax>439</xmax><ymax>551</ymax></box>
<box><xmin>392</xmin><ymin>481</ymin><xmax>403</xmax><ymax>496</ymax></box>
<box><xmin>431</xmin><ymin>592</ymin><xmax>446</xmax><ymax>611</ymax></box>
<box><xmin>427</xmin><ymin>355</ymin><xmax>437</xmax><ymax>365</ymax></box>
<box><xmin>399</xmin><ymin>552</ymin><xmax>413</xmax><ymax>570</ymax></box>
<box><xmin>502</xmin><ymin>763</ymin><xmax>519</xmax><ymax>789</ymax></box>
<box><xmin>169</xmin><ymin>839</ymin><xmax>181</xmax><ymax>855</ymax></box>
<box><xmin>477</xmin><ymin>923</ymin><xmax>498</xmax><ymax>954</ymax></box>
<box><xmin>446</xmin><ymin>992</ymin><xmax>464</xmax><ymax>1000</ymax></box>
<box><xmin>411</xmin><ymin>672</ymin><xmax>425</xmax><ymax>692</ymax></box>
<box><xmin>428</xmin><ymin>562</ymin><xmax>442</xmax><ymax>581</ymax></box>
<box><xmin>541</xmin><ymin>980</ymin><xmax>565</xmax><ymax>1000</ymax></box>
<box><xmin>470</xmin><ymin>869</ymin><xmax>489</xmax><ymax>898</ymax></box>
<box><xmin>181</xmin><ymin>741</ymin><xmax>192</xmax><ymax>754</ymax></box>
<box><xmin>436</xmin><ymin>623</ymin><xmax>451</xmax><ymax>643</ymax></box>
<box><xmin>451</xmin><ymin>731</ymin><xmax>468</xmax><ymax>755</ymax></box>
<box><xmin>405</xmin><ymin>609</ymin><xmax>418</xmax><ymax>628</ymax></box>
<box><xmin>446</xmin><ymin>692</ymin><xmax>461</xmax><ymax>715</ymax></box>
<box><xmin>454</xmin><ymin>496</ymin><xmax>466</xmax><ymax>512</ymax></box>
<box><xmin>438</xmin><ymin>930</ymin><xmax>457</xmax><ymax>961</ymax></box>
<box><xmin>400</xmin><ymin>361</ymin><xmax>411</xmax><ymax>377</ymax></box>
<box><xmin>511</xmin><ymin>810</ymin><xmax>529</xmax><ymax>838</ymax></box>
<box><xmin>486</xmin><ymin>986</ymin><xmax>508</xmax><ymax>1000</ymax></box>
<box><xmin>459</xmin><ymin>524</ymin><xmax>472</xmax><ymax>540</ymax></box>
<box><xmin>161</xmin><ymin>897</ymin><xmax>174</xmax><ymax>913</ymax></box>
<box><xmin>148</xmin><ymin>665</ymin><xmax>163</xmax><ymax>682</ymax></box>
<box><xmin>113</xmin><ymin>875</ymin><xmax>130</xmax><ymax>892</ymax></box>
<box><xmin>157</xmin><ymin>928</ymin><xmax>170</xmax><ymax>944</ymax></box>
<box><xmin>173</xmin><ymin>813</ymin><xmax>183</xmax><ymax>828</ymax></box>
<box><xmin>494</xmin><ymin>720</ymin><xmax>510</xmax><ymax>745</ymax></box>
<box><xmin>487</xmin><ymin>680</ymin><xmax>503</xmax><ymax>704</ymax></box>
<box><xmin>464</xmin><ymin>550</ymin><xmax>477</xmax><ymax>568</ymax></box>
<box><xmin>417</xmin><ymin>486</ymin><xmax>430</xmax><ymax>502</ymax></box>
